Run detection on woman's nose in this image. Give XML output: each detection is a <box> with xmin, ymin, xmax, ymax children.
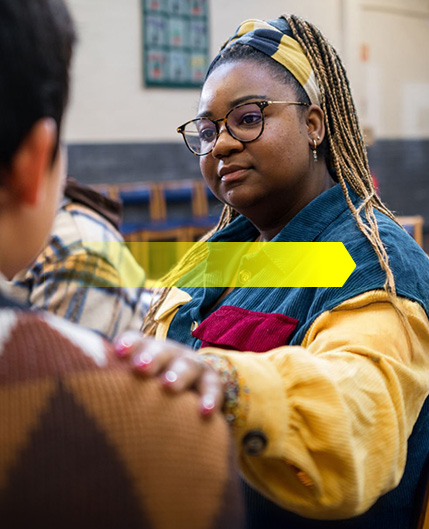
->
<box><xmin>211</xmin><ymin>122</ymin><xmax>243</xmax><ymax>158</ymax></box>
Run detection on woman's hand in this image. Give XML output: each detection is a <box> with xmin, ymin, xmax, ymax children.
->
<box><xmin>114</xmin><ymin>332</ymin><xmax>224</xmax><ymax>417</ymax></box>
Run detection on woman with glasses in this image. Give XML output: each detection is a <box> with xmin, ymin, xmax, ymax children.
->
<box><xmin>116</xmin><ymin>15</ymin><xmax>429</xmax><ymax>528</ymax></box>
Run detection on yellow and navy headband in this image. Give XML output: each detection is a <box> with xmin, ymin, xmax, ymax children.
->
<box><xmin>209</xmin><ymin>17</ymin><xmax>321</xmax><ymax>106</ymax></box>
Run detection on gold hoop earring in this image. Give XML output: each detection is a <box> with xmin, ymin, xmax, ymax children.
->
<box><xmin>312</xmin><ymin>139</ymin><xmax>318</xmax><ymax>163</ymax></box>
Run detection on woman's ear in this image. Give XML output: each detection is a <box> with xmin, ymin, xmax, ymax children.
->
<box><xmin>9</xmin><ymin>118</ymin><xmax>57</xmax><ymax>207</ymax></box>
<box><xmin>306</xmin><ymin>104</ymin><xmax>325</xmax><ymax>149</ymax></box>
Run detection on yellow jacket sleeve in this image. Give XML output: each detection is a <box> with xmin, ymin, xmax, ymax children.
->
<box><xmin>200</xmin><ymin>290</ymin><xmax>429</xmax><ymax>519</ymax></box>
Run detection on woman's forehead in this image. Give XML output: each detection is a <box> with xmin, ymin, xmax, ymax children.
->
<box><xmin>198</xmin><ymin>60</ymin><xmax>295</xmax><ymax>115</ymax></box>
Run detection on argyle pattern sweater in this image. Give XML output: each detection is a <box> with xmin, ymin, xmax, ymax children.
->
<box><xmin>0</xmin><ymin>294</ymin><xmax>243</xmax><ymax>529</ymax></box>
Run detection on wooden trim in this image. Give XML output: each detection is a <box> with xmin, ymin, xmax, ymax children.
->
<box><xmin>397</xmin><ymin>215</ymin><xmax>424</xmax><ymax>248</ymax></box>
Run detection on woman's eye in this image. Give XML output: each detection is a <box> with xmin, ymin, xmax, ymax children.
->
<box><xmin>200</xmin><ymin>128</ymin><xmax>216</xmax><ymax>142</ymax></box>
<box><xmin>240</xmin><ymin>112</ymin><xmax>262</xmax><ymax>126</ymax></box>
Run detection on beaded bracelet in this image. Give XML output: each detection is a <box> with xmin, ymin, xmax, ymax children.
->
<box><xmin>201</xmin><ymin>353</ymin><xmax>250</xmax><ymax>428</ymax></box>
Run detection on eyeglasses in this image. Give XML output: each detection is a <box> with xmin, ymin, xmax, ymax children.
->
<box><xmin>177</xmin><ymin>100</ymin><xmax>309</xmax><ymax>156</ymax></box>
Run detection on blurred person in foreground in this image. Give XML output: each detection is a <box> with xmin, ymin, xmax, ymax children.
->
<box><xmin>117</xmin><ymin>15</ymin><xmax>429</xmax><ymax>529</ymax></box>
<box><xmin>0</xmin><ymin>0</ymin><xmax>243</xmax><ymax>527</ymax></box>
<box><xmin>10</xmin><ymin>176</ymin><xmax>147</xmax><ymax>340</ymax></box>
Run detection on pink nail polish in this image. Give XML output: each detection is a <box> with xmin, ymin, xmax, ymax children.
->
<box><xmin>162</xmin><ymin>370</ymin><xmax>178</xmax><ymax>386</ymax></box>
<box><xmin>133</xmin><ymin>352</ymin><xmax>153</xmax><ymax>371</ymax></box>
<box><xmin>114</xmin><ymin>337</ymin><xmax>133</xmax><ymax>358</ymax></box>
<box><xmin>201</xmin><ymin>395</ymin><xmax>216</xmax><ymax>417</ymax></box>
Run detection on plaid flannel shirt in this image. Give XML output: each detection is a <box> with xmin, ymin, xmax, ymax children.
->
<box><xmin>10</xmin><ymin>199</ymin><xmax>148</xmax><ymax>340</ymax></box>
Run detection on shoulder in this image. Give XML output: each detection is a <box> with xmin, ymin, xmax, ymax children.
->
<box><xmin>291</xmin><ymin>209</ymin><xmax>429</xmax><ymax>341</ymax></box>
<box><xmin>319</xmin><ymin>205</ymin><xmax>429</xmax><ymax>277</ymax></box>
<box><xmin>0</xmin><ymin>306</ymin><xmax>110</xmax><ymax>373</ymax></box>
<box><xmin>22</xmin><ymin>202</ymin><xmax>124</xmax><ymax>270</ymax></box>
<box><xmin>60</xmin><ymin>201</ymin><xmax>124</xmax><ymax>245</ymax></box>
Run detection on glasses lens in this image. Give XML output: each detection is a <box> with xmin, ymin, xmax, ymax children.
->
<box><xmin>227</xmin><ymin>103</ymin><xmax>263</xmax><ymax>142</ymax></box>
<box><xmin>183</xmin><ymin>119</ymin><xmax>217</xmax><ymax>155</ymax></box>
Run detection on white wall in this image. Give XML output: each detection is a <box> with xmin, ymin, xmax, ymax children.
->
<box><xmin>64</xmin><ymin>0</ymin><xmax>342</xmax><ymax>143</ymax></box>
<box><xmin>64</xmin><ymin>0</ymin><xmax>429</xmax><ymax>143</ymax></box>
<box><xmin>360</xmin><ymin>0</ymin><xmax>429</xmax><ymax>138</ymax></box>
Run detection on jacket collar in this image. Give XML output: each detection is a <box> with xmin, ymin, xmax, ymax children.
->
<box><xmin>209</xmin><ymin>184</ymin><xmax>362</xmax><ymax>244</ymax></box>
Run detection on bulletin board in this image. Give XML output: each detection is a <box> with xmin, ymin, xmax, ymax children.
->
<box><xmin>143</xmin><ymin>0</ymin><xmax>210</xmax><ymax>88</ymax></box>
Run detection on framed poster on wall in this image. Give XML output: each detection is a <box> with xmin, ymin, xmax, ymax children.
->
<box><xmin>143</xmin><ymin>0</ymin><xmax>209</xmax><ymax>88</ymax></box>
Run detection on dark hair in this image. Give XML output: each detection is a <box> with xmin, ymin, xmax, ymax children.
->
<box><xmin>0</xmin><ymin>0</ymin><xmax>76</xmax><ymax>172</ymax></box>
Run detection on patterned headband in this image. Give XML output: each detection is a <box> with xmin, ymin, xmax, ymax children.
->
<box><xmin>211</xmin><ymin>17</ymin><xmax>321</xmax><ymax>106</ymax></box>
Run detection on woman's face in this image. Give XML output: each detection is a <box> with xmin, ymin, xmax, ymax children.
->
<box><xmin>198</xmin><ymin>60</ymin><xmax>324</xmax><ymax>231</ymax></box>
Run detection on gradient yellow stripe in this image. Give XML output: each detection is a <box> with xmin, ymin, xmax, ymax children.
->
<box><xmin>73</xmin><ymin>242</ymin><xmax>355</xmax><ymax>288</ymax></box>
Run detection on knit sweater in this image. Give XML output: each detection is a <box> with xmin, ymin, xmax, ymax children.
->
<box><xmin>0</xmin><ymin>294</ymin><xmax>243</xmax><ymax>529</ymax></box>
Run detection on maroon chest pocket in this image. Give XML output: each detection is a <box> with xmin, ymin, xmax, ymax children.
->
<box><xmin>191</xmin><ymin>305</ymin><xmax>298</xmax><ymax>352</ymax></box>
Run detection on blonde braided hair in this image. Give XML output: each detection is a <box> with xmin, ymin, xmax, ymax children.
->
<box><xmin>143</xmin><ymin>14</ymin><xmax>401</xmax><ymax>336</ymax></box>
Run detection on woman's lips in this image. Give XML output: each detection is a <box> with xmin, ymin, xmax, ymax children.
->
<box><xmin>219</xmin><ymin>167</ymin><xmax>249</xmax><ymax>182</ymax></box>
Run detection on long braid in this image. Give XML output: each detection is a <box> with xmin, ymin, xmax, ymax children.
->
<box><xmin>284</xmin><ymin>14</ymin><xmax>399</xmax><ymax>296</ymax></box>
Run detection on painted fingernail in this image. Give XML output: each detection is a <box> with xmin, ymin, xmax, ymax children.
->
<box><xmin>201</xmin><ymin>395</ymin><xmax>216</xmax><ymax>417</ymax></box>
<box><xmin>114</xmin><ymin>337</ymin><xmax>134</xmax><ymax>358</ymax></box>
<box><xmin>133</xmin><ymin>352</ymin><xmax>153</xmax><ymax>371</ymax></box>
<box><xmin>162</xmin><ymin>370</ymin><xmax>178</xmax><ymax>385</ymax></box>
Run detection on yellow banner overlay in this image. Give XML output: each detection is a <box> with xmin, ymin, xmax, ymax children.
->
<box><xmin>78</xmin><ymin>241</ymin><xmax>355</xmax><ymax>288</ymax></box>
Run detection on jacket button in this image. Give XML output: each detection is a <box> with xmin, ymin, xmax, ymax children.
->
<box><xmin>190</xmin><ymin>321</ymin><xmax>199</xmax><ymax>333</ymax></box>
<box><xmin>239</xmin><ymin>269</ymin><xmax>252</xmax><ymax>284</ymax></box>
<box><xmin>242</xmin><ymin>430</ymin><xmax>268</xmax><ymax>456</ymax></box>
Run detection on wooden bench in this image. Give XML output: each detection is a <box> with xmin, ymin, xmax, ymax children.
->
<box><xmin>92</xmin><ymin>180</ymin><xmax>221</xmax><ymax>278</ymax></box>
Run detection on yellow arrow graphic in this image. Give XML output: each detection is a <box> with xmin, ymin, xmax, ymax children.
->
<box><xmin>174</xmin><ymin>242</ymin><xmax>356</xmax><ymax>288</ymax></box>
<box><xmin>75</xmin><ymin>241</ymin><xmax>355</xmax><ymax>288</ymax></box>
